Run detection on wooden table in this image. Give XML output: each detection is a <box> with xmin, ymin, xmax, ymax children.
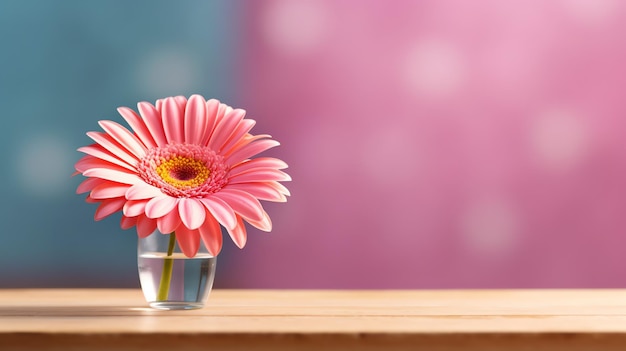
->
<box><xmin>2</xmin><ymin>289</ymin><xmax>626</xmax><ymax>350</ymax></box>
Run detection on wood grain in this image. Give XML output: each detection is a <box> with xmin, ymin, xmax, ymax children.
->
<box><xmin>1</xmin><ymin>289</ymin><xmax>626</xmax><ymax>350</ymax></box>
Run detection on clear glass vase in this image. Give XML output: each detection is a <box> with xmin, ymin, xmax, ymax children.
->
<box><xmin>137</xmin><ymin>230</ymin><xmax>217</xmax><ymax>310</ymax></box>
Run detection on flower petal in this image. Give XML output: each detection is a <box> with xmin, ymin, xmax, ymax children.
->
<box><xmin>120</xmin><ymin>215</ymin><xmax>137</xmax><ymax>230</ymax></box>
<box><xmin>145</xmin><ymin>195</ymin><xmax>179</xmax><ymax>219</ymax></box>
<box><xmin>268</xmin><ymin>181</ymin><xmax>291</xmax><ymax>197</ymax></box>
<box><xmin>125</xmin><ymin>183</ymin><xmax>163</xmax><ymax>200</ymax></box>
<box><xmin>244</xmin><ymin>208</ymin><xmax>273</xmax><ymax>232</ymax></box>
<box><xmin>175</xmin><ymin>225</ymin><xmax>201</xmax><ymax>258</ymax></box>
<box><xmin>77</xmin><ymin>145</ymin><xmax>137</xmax><ymax>172</ymax></box>
<box><xmin>117</xmin><ymin>106</ymin><xmax>157</xmax><ymax>149</ymax></box>
<box><xmin>226</xmin><ymin>138</ymin><xmax>281</xmax><ymax>165</ymax></box>
<box><xmin>82</xmin><ymin>168</ymin><xmax>142</xmax><ymax>185</ymax></box>
<box><xmin>220</xmin><ymin>119</ymin><xmax>256</xmax><ymax>156</ymax></box>
<box><xmin>199</xmin><ymin>99</ymin><xmax>220</xmax><ymax>146</ymax></box>
<box><xmin>198</xmin><ymin>214</ymin><xmax>222</xmax><ymax>256</ymax></box>
<box><xmin>226</xmin><ymin>216</ymin><xmax>247</xmax><ymax>249</ymax></box>
<box><xmin>228</xmin><ymin>157</ymin><xmax>289</xmax><ymax>178</ymax></box>
<box><xmin>91</xmin><ymin>182</ymin><xmax>130</xmax><ymax>199</ymax></box>
<box><xmin>86</xmin><ymin>131</ymin><xmax>138</xmax><ymax>167</ymax></box>
<box><xmin>76</xmin><ymin>177</ymin><xmax>107</xmax><ymax>194</ymax></box>
<box><xmin>199</xmin><ymin>197</ymin><xmax>237</xmax><ymax>230</ymax></box>
<box><xmin>137</xmin><ymin>101</ymin><xmax>168</xmax><ymax>147</ymax></box>
<box><xmin>162</xmin><ymin>97</ymin><xmax>185</xmax><ymax>143</ymax></box>
<box><xmin>123</xmin><ymin>199</ymin><xmax>149</xmax><ymax>217</ymax></box>
<box><xmin>98</xmin><ymin>120</ymin><xmax>147</xmax><ymax>159</ymax></box>
<box><xmin>85</xmin><ymin>195</ymin><xmax>98</xmax><ymax>203</ymax></box>
<box><xmin>225</xmin><ymin>182</ymin><xmax>287</xmax><ymax>202</ymax></box>
<box><xmin>174</xmin><ymin>95</ymin><xmax>188</xmax><ymax>107</ymax></box>
<box><xmin>228</xmin><ymin>169</ymin><xmax>292</xmax><ymax>184</ymax></box>
<box><xmin>184</xmin><ymin>94</ymin><xmax>208</xmax><ymax>144</ymax></box>
<box><xmin>223</xmin><ymin>134</ymin><xmax>269</xmax><ymax>158</ymax></box>
<box><xmin>94</xmin><ymin>197</ymin><xmax>126</xmax><ymax>221</ymax></box>
<box><xmin>221</xmin><ymin>104</ymin><xmax>233</xmax><ymax>116</ymax></box>
<box><xmin>137</xmin><ymin>215</ymin><xmax>157</xmax><ymax>238</ymax></box>
<box><xmin>205</xmin><ymin>102</ymin><xmax>229</xmax><ymax>143</ymax></box>
<box><xmin>75</xmin><ymin>155</ymin><xmax>135</xmax><ymax>174</ymax></box>
<box><xmin>157</xmin><ymin>208</ymin><xmax>182</xmax><ymax>234</ymax></box>
<box><xmin>179</xmin><ymin>198</ymin><xmax>206</xmax><ymax>230</ymax></box>
<box><xmin>213</xmin><ymin>189</ymin><xmax>264</xmax><ymax>222</ymax></box>
<box><xmin>208</xmin><ymin>108</ymin><xmax>246</xmax><ymax>152</ymax></box>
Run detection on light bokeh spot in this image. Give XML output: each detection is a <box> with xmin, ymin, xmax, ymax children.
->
<box><xmin>261</xmin><ymin>0</ymin><xmax>331</xmax><ymax>55</ymax></box>
<box><xmin>460</xmin><ymin>197</ymin><xmax>521</xmax><ymax>257</ymax></box>
<box><xmin>560</xmin><ymin>0</ymin><xmax>620</xmax><ymax>25</ymax></box>
<box><xmin>404</xmin><ymin>38</ymin><xmax>466</xmax><ymax>99</ymax></box>
<box><xmin>529</xmin><ymin>107</ymin><xmax>591</xmax><ymax>172</ymax></box>
<box><xmin>16</xmin><ymin>134</ymin><xmax>72</xmax><ymax>197</ymax></box>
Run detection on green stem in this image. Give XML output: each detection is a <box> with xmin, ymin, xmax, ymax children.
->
<box><xmin>156</xmin><ymin>232</ymin><xmax>176</xmax><ymax>301</ymax></box>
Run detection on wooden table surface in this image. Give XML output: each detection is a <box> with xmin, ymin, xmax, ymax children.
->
<box><xmin>2</xmin><ymin>289</ymin><xmax>626</xmax><ymax>350</ymax></box>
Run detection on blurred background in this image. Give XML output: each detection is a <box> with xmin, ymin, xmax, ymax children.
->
<box><xmin>2</xmin><ymin>0</ymin><xmax>626</xmax><ymax>289</ymax></box>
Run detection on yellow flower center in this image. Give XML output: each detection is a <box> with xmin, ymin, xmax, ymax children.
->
<box><xmin>155</xmin><ymin>156</ymin><xmax>210</xmax><ymax>189</ymax></box>
<box><xmin>138</xmin><ymin>143</ymin><xmax>228</xmax><ymax>197</ymax></box>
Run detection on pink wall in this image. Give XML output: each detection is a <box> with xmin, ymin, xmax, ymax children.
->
<box><xmin>221</xmin><ymin>0</ymin><xmax>626</xmax><ymax>288</ymax></box>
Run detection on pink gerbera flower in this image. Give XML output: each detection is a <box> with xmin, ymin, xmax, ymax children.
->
<box><xmin>75</xmin><ymin>95</ymin><xmax>291</xmax><ymax>257</ymax></box>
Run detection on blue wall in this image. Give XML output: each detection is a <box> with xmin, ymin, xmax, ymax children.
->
<box><xmin>0</xmin><ymin>0</ymin><xmax>240</xmax><ymax>287</ymax></box>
